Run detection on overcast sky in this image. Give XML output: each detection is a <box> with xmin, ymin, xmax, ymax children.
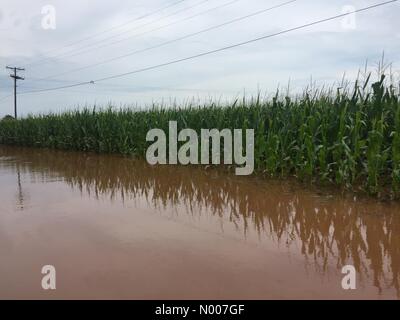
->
<box><xmin>0</xmin><ymin>0</ymin><xmax>399</xmax><ymax>117</ymax></box>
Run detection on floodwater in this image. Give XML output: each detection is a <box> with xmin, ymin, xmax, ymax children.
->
<box><xmin>0</xmin><ymin>146</ymin><xmax>399</xmax><ymax>300</ymax></box>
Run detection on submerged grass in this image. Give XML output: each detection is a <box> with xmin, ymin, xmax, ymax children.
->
<box><xmin>0</xmin><ymin>73</ymin><xmax>399</xmax><ymax>198</ymax></box>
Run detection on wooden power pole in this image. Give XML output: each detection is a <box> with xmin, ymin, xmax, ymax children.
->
<box><xmin>6</xmin><ymin>66</ymin><xmax>25</xmax><ymax>119</ymax></box>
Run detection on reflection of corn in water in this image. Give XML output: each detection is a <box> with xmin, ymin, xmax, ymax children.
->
<box><xmin>1</xmin><ymin>145</ymin><xmax>399</xmax><ymax>298</ymax></box>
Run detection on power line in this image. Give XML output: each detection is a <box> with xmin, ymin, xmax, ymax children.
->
<box><xmin>0</xmin><ymin>94</ymin><xmax>13</xmax><ymax>102</ymax></box>
<box><xmin>19</xmin><ymin>0</ymin><xmax>398</xmax><ymax>95</ymax></box>
<box><xmin>32</xmin><ymin>0</ymin><xmax>296</xmax><ymax>81</ymax></box>
<box><xmin>19</xmin><ymin>84</ymin><xmax>239</xmax><ymax>95</ymax></box>
<box><xmin>25</xmin><ymin>0</ymin><xmax>211</xmax><ymax>68</ymax></box>
<box><xmin>27</xmin><ymin>0</ymin><xmax>242</xmax><ymax>79</ymax></box>
<box><xmin>15</xmin><ymin>0</ymin><xmax>188</xmax><ymax>67</ymax></box>
<box><xmin>25</xmin><ymin>76</ymin><xmax>82</xmax><ymax>84</ymax></box>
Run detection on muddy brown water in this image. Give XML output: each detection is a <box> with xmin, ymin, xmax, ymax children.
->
<box><xmin>0</xmin><ymin>145</ymin><xmax>399</xmax><ymax>300</ymax></box>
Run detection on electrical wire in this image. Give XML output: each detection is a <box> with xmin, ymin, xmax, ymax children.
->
<box><xmin>24</xmin><ymin>0</ymin><xmax>211</xmax><ymax>68</ymax></box>
<box><xmin>15</xmin><ymin>0</ymin><xmax>188</xmax><ymax>67</ymax></box>
<box><xmin>18</xmin><ymin>0</ymin><xmax>398</xmax><ymax>95</ymax></box>
<box><xmin>32</xmin><ymin>0</ymin><xmax>296</xmax><ymax>81</ymax></box>
<box><xmin>27</xmin><ymin>0</ymin><xmax>242</xmax><ymax>74</ymax></box>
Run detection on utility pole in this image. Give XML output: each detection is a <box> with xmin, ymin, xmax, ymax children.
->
<box><xmin>6</xmin><ymin>66</ymin><xmax>25</xmax><ymax>119</ymax></box>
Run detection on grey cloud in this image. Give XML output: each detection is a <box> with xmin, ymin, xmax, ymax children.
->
<box><xmin>0</xmin><ymin>0</ymin><xmax>399</xmax><ymax>117</ymax></box>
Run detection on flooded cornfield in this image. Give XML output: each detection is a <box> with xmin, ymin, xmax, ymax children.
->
<box><xmin>0</xmin><ymin>145</ymin><xmax>399</xmax><ymax>299</ymax></box>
